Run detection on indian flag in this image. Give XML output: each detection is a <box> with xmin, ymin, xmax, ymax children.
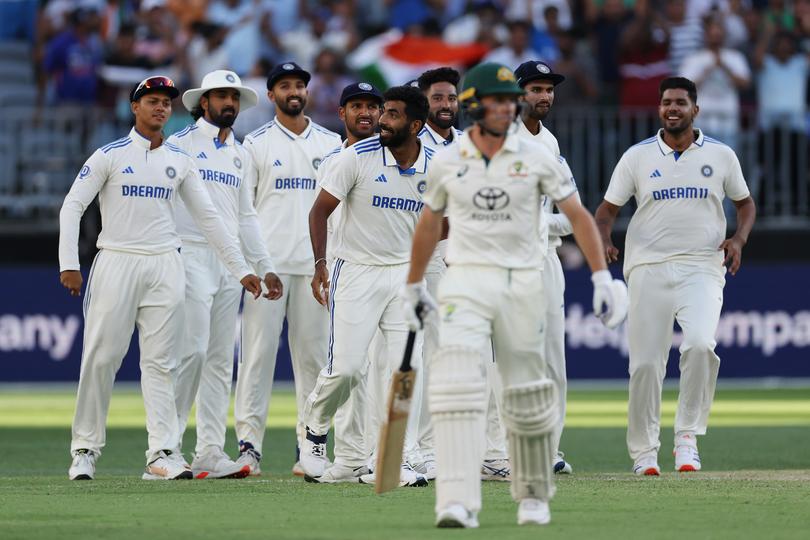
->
<box><xmin>347</xmin><ymin>29</ymin><xmax>489</xmax><ymax>90</ymax></box>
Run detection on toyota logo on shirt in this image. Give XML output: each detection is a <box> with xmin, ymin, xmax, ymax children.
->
<box><xmin>473</xmin><ymin>187</ymin><xmax>510</xmax><ymax>211</ymax></box>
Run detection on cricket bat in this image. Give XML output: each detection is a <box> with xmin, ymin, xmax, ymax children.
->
<box><xmin>374</xmin><ymin>330</ymin><xmax>417</xmax><ymax>494</ymax></box>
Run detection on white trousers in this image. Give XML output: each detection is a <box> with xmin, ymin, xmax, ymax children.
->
<box><xmin>433</xmin><ymin>265</ymin><xmax>548</xmax><ymax>510</ymax></box>
<box><xmin>542</xmin><ymin>250</ymin><xmax>567</xmax><ymax>456</ymax></box>
<box><xmin>304</xmin><ymin>259</ymin><xmax>421</xmax><ymax>441</ymax></box>
<box><xmin>174</xmin><ymin>244</ymin><xmax>242</xmax><ymax>456</ymax></box>
<box><xmin>71</xmin><ymin>249</ymin><xmax>185</xmax><ymax>463</ymax></box>
<box><xmin>235</xmin><ymin>273</ymin><xmax>329</xmax><ymax>454</ymax></box>
<box><xmin>626</xmin><ymin>260</ymin><xmax>724</xmax><ymax>461</ymax></box>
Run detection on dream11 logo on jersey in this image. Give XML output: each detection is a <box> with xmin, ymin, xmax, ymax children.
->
<box><xmin>472</xmin><ymin>187</ymin><xmax>511</xmax><ymax>221</ymax></box>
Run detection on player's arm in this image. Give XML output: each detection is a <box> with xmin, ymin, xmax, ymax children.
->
<box><xmin>595</xmin><ymin>151</ymin><xmax>636</xmax><ymax>263</ymax></box>
<box><xmin>407</xmin><ymin>207</ymin><xmax>443</xmax><ymax>284</ymax></box>
<box><xmin>308</xmin><ymin>188</ymin><xmax>341</xmax><ymax>306</ymax></box>
<box><xmin>718</xmin><ymin>196</ymin><xmax>755</xmax><ymax>276</ymax></box>
<box><xmin>58</xmin><ymin>150</ymin><xmax>109</xmax><ymax>296</ymax></box>
<box><xmin>547</xmin><ymin>157</ymin><xmax>579</xmax><ymax>237</ymax></box>
<box><xmin>237</xmin><ymin>156</ymin><xmax>282</xmax><ymax>299</ymax></box>
<box><xmin>557</xmin><ymin>196</ymin><xmax>607</xmax><ymax>273</ymax></box>
<box><xmin>594</xmin><ymin>200</ymin><xmax>622</xmax><ymax>263</ymax></box>
<box><xmin>178</xmin><ymin>165</ymin><xmax>261</xmax><ymax>298</ymax></box>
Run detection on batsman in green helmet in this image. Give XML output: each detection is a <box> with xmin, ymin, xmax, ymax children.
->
<box><xmin>400</xmin><ymin>61</ymin><xmax>630</xmax><ymax>528</ymax></box>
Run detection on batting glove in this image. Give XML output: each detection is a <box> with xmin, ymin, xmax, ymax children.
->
<box><xmin>400</xmin><ymin>282</ymin><xmax>437</xmax><ymax>332</ymax></box>
<box><xmin>591</xmin><ymin>270</ymin><xmax>629</xmax><ymax>329</ymax></box>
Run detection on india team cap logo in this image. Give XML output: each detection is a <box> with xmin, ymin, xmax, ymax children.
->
<box><xmin>359</xmin><ymin>83</ymin><xmax>372</xmax><ymax>91</ymax></box>
<box><xmin>225</xmin><ymin>73</ymin><xmax>236</xmax><ymax>83</ymax></box>
<box><xmin>537</xmin><ymin>63</ymin><xmax>550</xmax><ymax>74</ymax></box>
<box><xmin>283</xmin><ymin>63</ymin><xmax>294</xmax><ymax>70</ymax></box>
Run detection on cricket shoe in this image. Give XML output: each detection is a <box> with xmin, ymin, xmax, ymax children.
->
<box><xmin>235</xmin><ymin>440</ymin><xmax>262</xmax><ymax>476</ymax></box>
<box><xmin>358</xmin><ymin>463</ymin><xmax>428</xmax><ymax>487</ymax></box>
<box><xmin>517</xmin><ymin>498</ymin><xmax>551</xmax><ymax>525</ymax></box>
<box><xmin>192</xmin><ymin>449</ymin><xmax>250</xmax><ymax>479</ymax></box>
<box><xmin>481</xmin><ymin>458</ymin><xmax>511</xmax><ymax>481</ymax></box>
<box><xmin>300</xmin><ymin>428</ymin><xmax>329</xmax><ymax>478</ymax></box>
<box><xmin>305</xmin><ymin>463</ymin><xmax>370</xmax><ymax>484</ymax></box>
<box><xmin>68</xmin><ymin>449</ymin><xmax>96</xmax><ymax>480</ymax></box>
<box><xmin>553</xmin><ymin>452</ymin><xmax>573</xmax><ymax>474</ymax></box>
<box><xmin>674</xmin><ymin>445</ymin><xmax>701</xmax><ymax>472</ymax></box>
<box><xmin>632</xmin><ymin>456</ymin><xmax>660</xmax><ymax>476</ymax></box>
<box><xmin>410</xmin><ymin>458</ymin><xmax>437</xmax><ymax>481</ymax></box>
<box><xmin>436</xmin><ymin>503</ymin><xmax>479</xmax><ymax>528</ymax></box>
<box><xmin>142</xmin><ymin>450</ymin><xmax>193</xmax><ymax>480</ymax></box>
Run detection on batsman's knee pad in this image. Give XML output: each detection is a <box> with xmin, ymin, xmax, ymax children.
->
<box><xmin>501</xmin><ymin>379</ymin><xmax>558</xmax><ymax>502</ymax></box>
<box><xmin>428</xmin><ymin>346</ymin><xmax>488</xmax><ymax>514</ymax></box>
<box><xmin>428</xmin><ymin>346</ymin><xmax>487</xmax><ymax>416</ymax></box>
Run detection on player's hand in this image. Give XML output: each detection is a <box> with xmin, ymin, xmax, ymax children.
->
<box><xmin>604</xmin><ymin>241</ymin><xmax>620</xmax><ymax>264</ymax></box>
<box><xmin>400</xmin><ymin>281</ymin><xmax>437</xmax><ymax>332</ymax></box>
<box><xmin>719</xmin><ymin>236</ymin><xmax>745</xmax><ymax>275</ymax></box>
<box><xmin>60</xmin><ymin>270</ymin><xmax>82</xmax><ymax>297</ymax></box>
<box><xmin>263</xmin><ymin>272</ymin><xmax>283</xmax><ymax>300</ymax></box>
<box><xmin>591</xmin><ymin>270</ymin><xmax>628</xmax><ymax>328</ymax></box>
<box><xmin>311</xmin><ymin>260</ymin><xmax>330</xmax><ymax>307</ymax></box>
<box><xmin>240</xmin><ymin>274</ymin><xmax>262</xmax><ymax>299</ymax></box>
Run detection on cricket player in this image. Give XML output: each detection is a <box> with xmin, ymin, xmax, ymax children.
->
<box><xmin>594</xmin><ymin>77</ymin><xmax>756</xmax><ymax>476</ymax></box>
<box><xmin>401</xmin><ymin>62</ymin><xmax>628</xmax><ymax>527</ymax></box>
<box><xmin>300</xmin><ymin>86</ymin><xmax>433</xmax><ymax>488</ymax></box>
<box><xmin>514</xmin><ymin>60</ymin><xmax>576</xmax><ymax>474</ymax></box>
<box><xmin>313</xmin><ymin>81</ymin><xmax>385</xmax><ymax>483</ymax></box>
<box><xmin>60</xmin><ymin>75</ymin><xmax>262</xmax><ymax>481</ymax></box>
<box><xmin>411</xmin><ymin>67</ymin><xmax>510</xmax><ymax>482</ymax></box>
<box><xmin>235</xmin><ymin>62</ymin><xmax>342</xmax><ymax>476</ymax></box>
<box><xmin>168</xmin><ymin>70</ymin><xmax>283</xmax><ymax>479</ymax></box>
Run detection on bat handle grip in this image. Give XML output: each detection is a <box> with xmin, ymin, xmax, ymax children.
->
<box><xmin>400</xmin><ymin>330</ymin><xmax>416</xmax><ymax>372</ymax></box>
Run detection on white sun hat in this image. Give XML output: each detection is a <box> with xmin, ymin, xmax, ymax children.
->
<box><xmin>182</xmin><ymin>70</ymin><xmax>259</xmax><ymax>112</ymax></box>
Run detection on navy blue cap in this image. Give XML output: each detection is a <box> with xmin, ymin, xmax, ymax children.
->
<box><xmin>514</xmin><ymin>61</ymin><xmax>565</xmax><ymax>87</ymax></box>
<box><xmin>339</xmin><ymin>82</ymin><xmax>383</xmax><ymax>107</ymax></box>
<box><xmin>266</xmin><ymin>61</ymin><xmax>311</xmax><ymax>90</ymax></box>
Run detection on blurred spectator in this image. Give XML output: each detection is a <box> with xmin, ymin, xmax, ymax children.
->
<box><xmin>42</xmin><ymin>7</ymin><xmax>103</xmax><ymax>104</ymax></box>
<box><xmin>506</xmin><ymin>0</ymin><xmax>573</xmax><ymax>31</ymax></box>
<box><xmin>387</xmin><ymin>0</ymin><xmax>434</xmax><ymax>31</ymax></box>
<box><xmin>279</xmin><ymin>7</ymin><xmax>356</xmax><ymax>70</ymax></box>
<box><xmin>723</xmin><ymin>0</ymin><xmax>749</xmax><ymax>48</ymax></box>
<box><xmin>443</xmin><ymin>0</ymin><xmax>508</xmax><ymax>47</ymax></box>
<box><xmin>484</xmin><ymin>20</ymin><xmax>543</xmax><ymax>67</ymax></box>
<box><xmin>763</xmin><ymin>0</ymin><xmax>795</xmax><ymax>31</ymax></box>
<box><xmin>135</xmin><ymin>0</ymin><xmax>177</xmax><ymax>67</ymax></box>
<box><xmin>618</xmin><ymin>0</ymin><xmax>670</xmax><ymax>109</ymax></box>
<box><xmin>105</xmin><ymin>23</ymin><xmax>152</xmax><ymax>69</ymax></box>
<box><xmin>306</xmin><ymin>48</ymin><xmax>354</xmax><ymax>134</ymax></box>
<box><xmin>586</xmin><ymin>0</ymin><xmax>633</xmax><ymax>105</ymax></box>
<box><xmin>753</xmin><ymin>28</ymin><xmax>809</xmax><ymax>131</ymax></box>
<box><xmin>663</xmin><ymin>0</ymin><xmax>704</xmax><ymax>74</ymax></box>
<box><xmin>530</xmin><ymin>6</ymin><xmax>562</xmax><ymax>66</ymax></box>
<box><xmin>0</xmin><ymin>0</ymin><xmax>38</xmax><ymax>41</ymax></box>
<box><xmin>680</xmin><ymin>14</ymin><xmax>750</xmax><ymax>148</ymax></box>
<box><xmin>208</xmin><ymin>0</ymin><xmax>260</xmax><ymax>76</ymax></box>
<box><xmin>232</xmin><ymin>58</ymin><xmax>275</xmax><ymax>137</ymax></box>
<box><xmin>552</xmin><ymin>30</ymin><xmax>599</xmax><ymax>106</ymax></box>
<box><xmin>185</xmin><ymin>22</ymin><xmax>230</xmax><ymax>86</ymax></box>
<box><xmin>259</xmin><ymin>0</ymin><xmax>303</xmax><ymax>35</ymax></box>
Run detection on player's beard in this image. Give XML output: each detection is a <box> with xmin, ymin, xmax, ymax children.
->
<box><xmin>277</xmin><ymin>95</ymin><xmax>306</xmax><ymax>116</ymax></box>
<box><xmin>209</xmin><ymin>106</ymin><xmax>237</xmax><ymax>128</ymax></box>
<box><xmin>379</xmin><ymin>123</ymin><xmax>409</xmax><ymax>148</ymax></box>
<box><xmin>346</xmin><ymin>119</ymin><xmax>375</xmax><ymax>140</ymax></box>
<box><xmin>428</xmin><ymin>108</ymin><xmax>456</xmax><ymax>130</ymax></box>
<box><xmin>524</xmin><ymin>100</ymin><xmax>550</xmax><ymax>121</ymax></box>
<box><xmin>662</xmin><ymin>115</ymin><xmax>691</xmax><ymax>135</ymax></box>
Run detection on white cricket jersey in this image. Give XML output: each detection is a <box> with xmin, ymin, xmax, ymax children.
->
<box><xmin>320</xmin><ymin>134</ymin><xmax>433</xmax><ymax>266</ymax></box>
<box><xmin>59</xmin><ymin>128</ymin><xmax>251</xmax><ymax>279</ymax></box>
<box><xmin>605</xmin><ymin>128</ymin><xmax>750</xmax><ymax>277</ymax></box>
<box><xmin>418</xmin><ymin>122</ymin><xmax>463</xmax><ymax>273</ymax></box>
<box><xmin>316</xmin><ymin>140</ymin><xmax>348</xmax><ymax>263</ymax></box>
<box><xmin>243</xmin><ymin>116</ymin><xmax>342</xmax><ymax>275</ymax></box>
<box><xmin>423</xmin><ymin>128</ymin><xmax>576</xmax><ymax>270</ymax></box>
<box><xmin>167</xmin><ymin>118</ymin><xmax>275</xmax><ymax>276</ymax></box>
<box><xmin>516</xmin><ymin>119</ymin><xmax>577</xmax><ymax>251</ymax></box>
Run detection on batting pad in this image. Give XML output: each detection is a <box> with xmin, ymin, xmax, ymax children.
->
<box><xmin>429</xmin><ymin>346</ymin><xmax>488</xmax><ymax>514</ymax></box>
<box><xmin>501</xmin><ymin>379</ymin><xmax>558</xmax><ymax>502</ymax></box>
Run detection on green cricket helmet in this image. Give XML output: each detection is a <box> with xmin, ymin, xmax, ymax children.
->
<box><xmin>458</xmin><ymin>62</ymin><xmax>525</xmax><ymax>120</ymax></box>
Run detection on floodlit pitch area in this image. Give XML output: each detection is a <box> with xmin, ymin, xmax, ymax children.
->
<box><xmin>0</xmin><ymin>387</ymin><xmax>808</xmax><ymax>539</ymax></box>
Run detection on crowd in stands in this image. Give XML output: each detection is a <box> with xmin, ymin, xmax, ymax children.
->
<box><xmin>0</xmin><ymin>0</ymin><xmax>808</xmax><ymax>138</ymax></box>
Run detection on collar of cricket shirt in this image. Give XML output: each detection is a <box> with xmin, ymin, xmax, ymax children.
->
<box><xmin>420</xmin><ymin>122</ymin><xmax>456</xmax><ymax>146</ymax></box>
<box><xmin>195</xmin><ymin>117</ymin><xmax>235</xmax><ymax>148</ymax></box>
<box><xmin>382</xmin><ymin>138</ymin><xmax>428</xmax><ymax>175</ymax></box>
<box><xmin>273</xmin><ymin>115</ymin><xmax>313</xmax><ymax>140</ymax></box>
<box><xmin>457</xmin><ymin>124</ymin><xmax>521</xmax><ymax>161</ymax></box>
<box><xmin>656</xmin><ymin>128</ymin><xmax>705</xmax><ymax>157</ymax></box>
<box><xmin>129</xmin><ymin>127</ymin><xmax>154</xmax><ymax>150</ymax></box>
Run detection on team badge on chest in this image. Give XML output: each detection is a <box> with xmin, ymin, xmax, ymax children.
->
<box><xmin>165</xmin><ymin>166</ymin><xmax>176</xmax><ymax>179</ymax></box>
<box><xmin>508</xmin><ymin>161</ymin><xmax>528</xmax><ymax>177</ymax></box>
<box><xmin>234</xmin><ymin>156</ymin><xmax>242</xmax><ymax>169</ymax></box>
<box><xmin>701</xmin><ymin>165</ymin><xmax>713</xmax><ymax>178</ymax></box>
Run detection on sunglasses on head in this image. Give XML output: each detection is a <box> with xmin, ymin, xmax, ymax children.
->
<box><xmin>135</xmin><ymin>76</ymin><xmax>176</xmax><ymax>93</ymax></box>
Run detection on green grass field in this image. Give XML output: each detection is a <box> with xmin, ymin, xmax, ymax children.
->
<box><xmin>0</xmin><ymin>386</ymin><xmax>808</xmax><ymax>539</ymax></box>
